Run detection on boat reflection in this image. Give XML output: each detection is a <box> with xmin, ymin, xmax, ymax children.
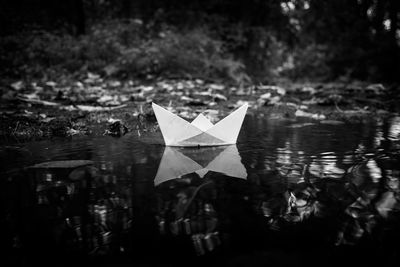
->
<box><xmin>153</xmin><ymin>145</ymin><xmax>247</xmax><ymax>255</ymax></box>
<box><xmin>154</xmin><ymin>145</ymin><xmax>247</xmax><ymax>186</ymax></box>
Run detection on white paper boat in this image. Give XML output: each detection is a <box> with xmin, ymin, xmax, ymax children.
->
<box><xmin>152</xmin><ymin>102</ymin><xmax>248</xmax><ymax>147</ymax></box>
<box><xmin>154</xmin><ymin>145</ymin><xmax>247</xmax><ymax>186</ymax></box>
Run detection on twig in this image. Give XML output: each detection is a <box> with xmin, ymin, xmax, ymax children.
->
<box><xmin>17</xmin><ymin>97</ymin><xmax>60</xmax><ymax>106</ymax></box>
<box><xmin>335</xmin><ymin>101</ymin><xmax>344</xmax><ymax>112</ymax></box>
<box><xmin>12</xmin><ymin>121</ymin><xmax>20</xmax><ymax>136</ymax></box>
<box><xmin>177</xmin><ymin>180</ymin><xmax>213</xmax><ymax>219</ymax></box>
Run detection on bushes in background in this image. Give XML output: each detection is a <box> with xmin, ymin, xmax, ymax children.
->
<box><xmin>2</xmin><ymin>16</ymin><xmax>388</xmax><ymax>83</ymax></box>
<box><xmin>0</xmin><ymin>19</ymin><xmax>252</xmax><ymax>83</ymax></box>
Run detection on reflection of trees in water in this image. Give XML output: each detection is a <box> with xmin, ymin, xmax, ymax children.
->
<box><xmin>7</xmin><ymin>164</ymin><xmax>135</xmax><ymax>258</ymax></box>
<box><xmin>241</xmin><ymin>117</ymin><xmax>400</xmax><ymax>249</ymax></box>
<box><xmin>155</xmin><ymin>175</ymin><xmax>220</xmax><ymax>255</ymax></box>
<box><xmin>3</xmin><ymin>117</ymin><xmax>400</xmax><ymax>262</ymax></box>
<box><xmin>254</xmin><ymin>157</ymin><xmax>399</xmax><ymax>249</ymax></box>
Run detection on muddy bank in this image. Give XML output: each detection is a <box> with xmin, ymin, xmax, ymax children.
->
<box><xmin>1</xmin><ymin>77</ymin><xmax>399</xmax><ymax>143</ymax></box>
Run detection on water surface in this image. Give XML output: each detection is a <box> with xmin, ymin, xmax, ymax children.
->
<box><xmin>1</xmin><ymin>115</ymin><xmax>400</xmax><ymax>267</ymax></box>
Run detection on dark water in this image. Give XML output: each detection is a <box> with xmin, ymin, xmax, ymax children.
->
<box><xmin>1</xmin><ymin>115</ymin><xmax>400</xmax><ymax>267</ymax></box>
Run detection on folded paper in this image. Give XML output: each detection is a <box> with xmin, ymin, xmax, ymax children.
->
<box><xmin>152</xmin><ymin>102</ymin><xmax>248</xmax><ymax>147</ymax></box>
<box><xmin>154</xmin><ymin>145</ymin><xmax>247</xmax><ymax>186</ymax></box>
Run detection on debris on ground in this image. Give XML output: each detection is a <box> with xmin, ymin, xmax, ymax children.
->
<box><xmin>104</xmin><ymin>120</ymin><xmax>129</xmax><ymax>137</ymax></box>
<box><xmin>1</xmin><ymin>76</ymin><xmax>399</xmax><ymax>141</ymax></box>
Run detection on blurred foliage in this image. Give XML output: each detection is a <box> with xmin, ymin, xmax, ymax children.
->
<box><xmin>0</xmin><ymin>0</ymin><xmax>399</xmax><ymax>82</ymax></box>
<box><xmin>281</xmin><ymin>43</ymin><xmax>332</xmax><ymax>81</ymax></box>
<box><xmin>0</xmin><ymin>20</ymin><xmax>247</xmax><ymax>82</ymax></box>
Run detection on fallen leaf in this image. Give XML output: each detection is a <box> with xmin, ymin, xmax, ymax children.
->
<box><xmin>260</xmin><ymin>93</ymin><xmax>271</xmax><ymax>100</ymax></box>
<box><xmin>209</xmin><ymin>84</ymin><xmax>225</xmax><ymax>90</ymax></box>
<box><xmin>214</xmin><ymin>93</ymin><xmax>227</xmax><ymax>101</ymax></box>
<box><xmin>195</xmin><ymin>79</ymin><xmax>204</xmax><ymax>85</ymax></box>
<box><xmin>66</xmin><ymin>128</ymin><xmax>83</xmax><ymax>136</ymax></box>
<box><xmin>109</xmin><ymin>80</ymin><xmax>121</xmax><ymax>87</ymax></box>
<box><xmin>287</xmin><ymin>123</ymin><xmax>315</xmax><ymax>128</ymax></box>
<box><xmin>29</xmin><ymin>160</ymin><xmax>94</xmax><ymax>169</ymax></box>
<box><xmin>258</xmin><ymin>85</ymin><xmax>286</xmax><ymax>95</ymax></box>
<box><xmin>301</xmin><ymin>86</ymin><xmax>316</xmax><ymax>94</ymax></box>
<box><xmin>11</xmin><ymin>81</ymin><xmax>24</xmax><ymax>91</ymax></box>
<box><xmin>365</xmin><ymin>83</ymin><xmax>385</xmax><ymax>95</ymax></box>
<box><xmin>295</xmin><ymin>110</ymin><xmax>326</xmax><ymax>120</ymax></box>
<box><xmin>45</xmin><ymin>81</ymin><xmax>57</xmax><ymax>87</ymax></box>
<box><xmin>62</xmin><ymin>104</ymin><xmax>127</xmax><ymax>112</ymax></box>
<box><xmin>97</xmin><ymin>95</ymin><xmax>114</xmax><ymax>103</ymax></box>
<box><xmin>17</xmin><ymin>96</ymin><xmax>60</xmax><ymax>106</ymax></box>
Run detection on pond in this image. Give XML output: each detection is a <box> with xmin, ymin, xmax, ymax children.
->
<box><xmin>1</xmin><ymin>114</ymin><xmax>400</xmax><ymax>267</ymax></box>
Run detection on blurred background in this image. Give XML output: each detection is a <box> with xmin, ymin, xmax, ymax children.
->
<box><xmin>1</xmin><ymin>0</ymin><xmax>399</xmax><ymax>84</ymax></box>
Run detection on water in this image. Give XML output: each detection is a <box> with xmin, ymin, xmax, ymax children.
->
<box><xmin>1</xmin><ymin>115</ymin><xmax>400</xmax><ymax>267</ymax></box>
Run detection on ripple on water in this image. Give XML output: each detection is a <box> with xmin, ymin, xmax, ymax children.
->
<box><xmin>2</xmin><ymin>115</ymin><xmax>400</xmax><ymax>265</ymax></box>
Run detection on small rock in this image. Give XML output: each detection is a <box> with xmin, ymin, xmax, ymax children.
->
<box><xmin>49</xmin><ymin>118</ymin><xmax>71</xmax><ymax>137</ymax></box>
<box><xmin>104</xmin><ymin>120</ymin><xmax>129</xmax><ymax>136</ymax></box>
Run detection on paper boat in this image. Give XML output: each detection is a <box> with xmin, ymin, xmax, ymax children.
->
<box><xmin>154</xmin><ymin>145</ymin><xmax>247</xmax><ymax>186</ymax></box>
<box><xmin>152</xmin><ymin>103</ymin><xmax>248</xmax><ymax>147</ymax></box>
